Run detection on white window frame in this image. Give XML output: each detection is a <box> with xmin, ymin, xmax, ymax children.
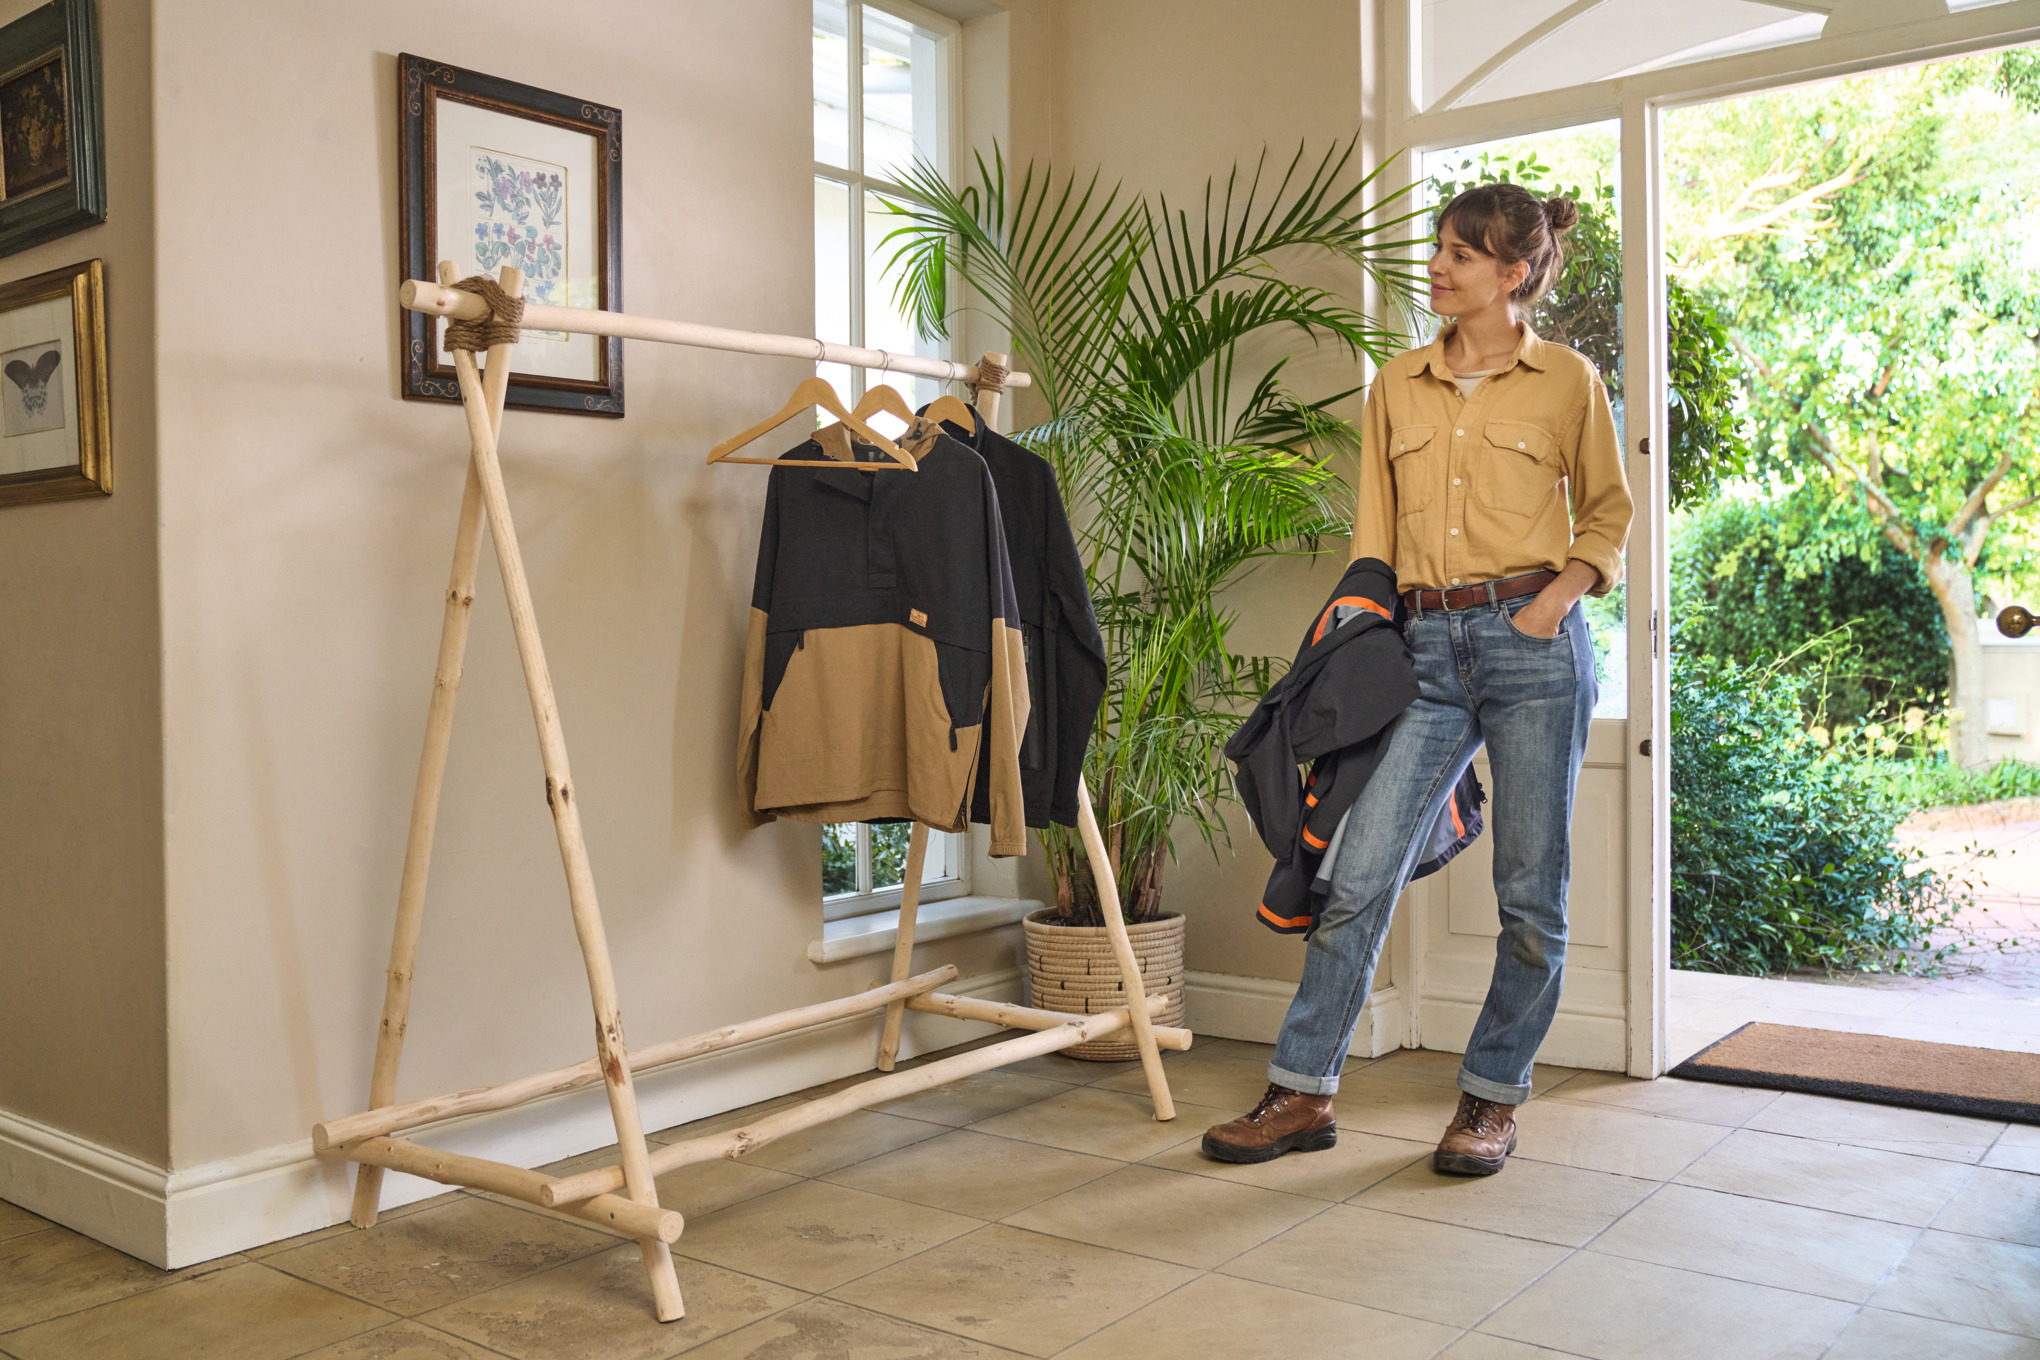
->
<box><xmin>822</xmin><ymin>822</ymin><xmax>968</xmax><ymax>921</ymax></box>
<box><xmin>814</xmin><ymin>0</ymin><xmax>971</xmax><ymax>920</ymax></box>
<box><xmin>814</xmin><ymin>0</ymin><xmax>962</xmax><ymax>402</ymax></box>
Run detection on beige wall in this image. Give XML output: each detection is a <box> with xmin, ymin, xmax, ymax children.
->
<box><xmin>152</xmin><ymin>0</ymin><xmax>1018</xmax><ymax>1173</ymax></box>
<box><xmin>0</xmin><ymin>0</ymin><xmax>165</xmax><ymax>1165</ymax></box>
<box><xmin>1007</xmin><ymin>0</ymin><xmax>1371</xmax><ymax>983</ymax></box>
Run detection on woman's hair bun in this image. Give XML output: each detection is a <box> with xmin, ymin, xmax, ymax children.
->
<box><xmin>1542</xmin><ymin>196</ymin><xmax>1580</xmax><ymax>234</ymax></box>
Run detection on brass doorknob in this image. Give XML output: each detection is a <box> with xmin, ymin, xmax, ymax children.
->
<box><xmin>1999</xmin><ymin>605</ymin><xmax>2035</xmax><ymax>638</ymax></box>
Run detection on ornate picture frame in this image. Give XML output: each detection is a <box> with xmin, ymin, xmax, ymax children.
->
<box><xmin>0</xmin><ymin>0</ymin><xmax>106</xmax><ymax>261</ymax></box>
<box><xmin>397</xmin><ymin>54</ymin><xmax>623</xmax><ymax>417</ymax></box>
<box><xmin>0</xmin><ymin>257</ymin><xmax>109</xmax><ymax>507</ymax></box>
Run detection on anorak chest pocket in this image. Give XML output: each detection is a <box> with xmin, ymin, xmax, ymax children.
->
<box><xmin>1475</xmin><ymin>421</ymin><xmax>1563</xmax><ymax>517</ymax></box>
<box><xmin>1387</xmin><ymin>424</ymin><xmax>1439</xmax><ymax>517</ymax></box>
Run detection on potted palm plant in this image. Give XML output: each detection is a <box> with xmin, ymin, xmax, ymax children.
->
<box><xmin>882</xmin><ymin>141</ymin><xmax>1420</xmax><ymax>1055</ymax></box>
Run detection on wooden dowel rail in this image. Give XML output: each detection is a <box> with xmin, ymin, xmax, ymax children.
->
<box><xmin>316</xmin><ymin>965</ymin><xmax>959</xmax><ymax>1151</ymax></box>
<box><xmin>398</xmin><ymin>280</ymin><xmax>1033</xmax><ymax>390</ymax></box>
<box><xmin>905</xmin><ymin>990</ymin><xmax>1192</xmax><ymax>1049</ymax></box>
<box><xmin>542</xmin><ymin>1004</ymin><xmax>1148</xmax><ymax>1207</ymax></box>
<box><xmin>334</xmin><ymin>1136</ymin><xmax>682</xmax><ymax>1243</ymax></box>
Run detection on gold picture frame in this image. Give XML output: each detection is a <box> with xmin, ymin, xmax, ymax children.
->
<box><xmin>0</xmin><ymin>256</ymin><xmax>107</xmax><ymax>506</ymax></box>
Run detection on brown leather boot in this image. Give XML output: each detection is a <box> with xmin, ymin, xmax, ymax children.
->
<box><xmin>1434</xmin><ymin>1091</ymin><xmax>1518</xmax><ymax>1176</ymax></box>
<box><xmin>1201</xmin><ymin>1083</ymin><xmax>1337</xmax><ymax>1164</ymax></box>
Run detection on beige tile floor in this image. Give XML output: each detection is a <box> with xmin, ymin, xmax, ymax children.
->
<box><xmin>4</xmin><ymin>1036</ymin><xmax>2038</xmax><ymax>1359</ymax></box>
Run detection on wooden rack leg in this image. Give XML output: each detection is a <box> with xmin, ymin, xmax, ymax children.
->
<box><xmin>1075</xmin><ymin>774</ymin><xmax>1175</xmax><ymax>1120</ymax></box>
<box><xmin>449</xmin><ymin>267</ymin><xmax>683</xmax><ymax>1322</ymax></box>
<box><xmin>875</xmin><ymin>822</ymin><xmax>930</xmax><ymax>1071</ymax></box>
<box><xmin>350</xmin><ymin>260</ymin><xmax>514</xmax><ymax>1231</ymax></box>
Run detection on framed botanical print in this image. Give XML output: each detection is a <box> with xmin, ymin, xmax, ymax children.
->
<box><xmin>0</xmin><ymin>257</ymin><xmax>108</xmax><ymax>507</ymax></box>
<box><xmin>0</xmin><ymin>0</ymin><xmax>106</xmax><ymax>260</ymax></box>
<box><xmin>397</xmin><ymin>54</ymin><xmax>623</xmax><ymax>418</ymax></box>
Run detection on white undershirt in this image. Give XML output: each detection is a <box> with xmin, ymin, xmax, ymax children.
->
<box><xmin>1452</xmin><ymin>367</ymin><xmax>1499</xmax><ymax>399</ymax></box>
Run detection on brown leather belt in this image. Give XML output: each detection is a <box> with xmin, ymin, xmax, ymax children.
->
<box><xmin>1402</xmin><ymin>570</ymin><xmax>1556</xmax><ymax>613</ymax></box>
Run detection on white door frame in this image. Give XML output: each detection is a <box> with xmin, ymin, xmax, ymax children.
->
<box><xmin>1376</xmin><ymin>0</ymin><xmax>2040</xmax><ymax>1079</ymax></box>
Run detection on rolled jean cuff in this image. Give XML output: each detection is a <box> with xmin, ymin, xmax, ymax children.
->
<box><xmin>1268</xmin><ymin>1062</ymin><xmax>1339</xmax><ymax>1096</ymax></box>
<box><xmin>1457</xmin><ymin>1067</ymin><xmax>1528</xmax><ymax>1106</ymax></box>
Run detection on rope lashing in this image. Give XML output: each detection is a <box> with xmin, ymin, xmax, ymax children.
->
<box><xmin>969</xmin><ymin>355</ymin><xmax>1010</xmax><ymax>399</ymax></box>
<box><xmin>442</xmin><ymin>275</ymin><xmax>527</xmax><ymax>352</ymax></box>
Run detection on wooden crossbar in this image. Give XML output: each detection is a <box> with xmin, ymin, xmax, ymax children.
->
<box><xmin>315</xmin><ymin>966</ymin><xmax>959</xmax><ymax>1150</ymax></box>
<box><xmin>541</xmin><ymin>1002</ymin><xmax>1156</xmax><ymax>1207</ymax></box>
<box><xmin>906</xmin><ymin>990</ymin><xmax>1193</xmax><ymax>1049</ymax></box>
<box><xmin>335</xmin><ymin>1136</ymin><xmax>683</xmax><ymax>1242</ymax></box>
<box><xmin>325</xmin><ymin>266</ymin><xmax>1183</xmax><ymax>1325</ymax></box>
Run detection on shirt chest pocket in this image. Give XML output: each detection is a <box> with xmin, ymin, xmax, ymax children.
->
<box><xmin>1475</xmin><ymin>420</ymin><xmax>1563</xmax><ymax>517</ymax></box>
<box><xmin>1387</xmin><ymin>423</ymin><xmax>1439</xmax><ymax>517</ymax></box>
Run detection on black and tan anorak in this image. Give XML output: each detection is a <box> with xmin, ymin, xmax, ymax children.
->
<box><xmin>737</xmin><ymin>423</ymin><xmax>1032</xmax><ymax>855</ymax></box>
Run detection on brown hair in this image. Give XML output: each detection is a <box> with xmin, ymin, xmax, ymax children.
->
<box><xmin>1437</xmin><ymin>184</ymin><xmax>1579</xmax><ymax>303</ymax></box>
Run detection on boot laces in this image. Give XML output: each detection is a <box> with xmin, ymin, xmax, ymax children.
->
<box><xmin>1245</xmin><ymin>1084</ymin><xmax>1296</xmax><ymax>1125</ymax></box>
<box><xmin>1449</xmin><ymin>1094</ymin><xmax>1505</xmax><ymax>1137</ymax></box>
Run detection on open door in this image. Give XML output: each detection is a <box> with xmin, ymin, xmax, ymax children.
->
<box><xmin>1371</xmin><ymin>0</ymin><xmax>2040</xmax><ymax>1080</ymax></box>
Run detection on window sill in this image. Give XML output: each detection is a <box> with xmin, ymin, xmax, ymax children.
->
<box><xmin>807</xmin><ymin>895</ymin><xmax>1042</xmax><ymax>964</ymax></box>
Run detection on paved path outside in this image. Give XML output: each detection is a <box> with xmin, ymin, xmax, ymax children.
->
<box><xmin>1670</xmin><ymin>801</ymin><xmax>2040</xmax><ymax>1064</ymax></box>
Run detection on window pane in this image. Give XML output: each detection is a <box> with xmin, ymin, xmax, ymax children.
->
<box><xmin>822</xmin><ymin>823</ymin><xmax>859</xmax><ymax>896</ymax></box>
<box><xmin>814</xmin><ymin>0</ymin><xmax>851</xmax><ymax>167</ymax></box>
<box><xmin>1425</xmin><ymin>121</ymin><xmax>1627</xmax><ymax>720</ymax></box>
<box><xmin>862</xmin><ymin>5</ymin><xmax>941</xmax><ymax>186</ymax></box>
<box><xmin>864</xmin><ymin>189</ymin><xmax>941</xmax><ymax>406</ymax></box>
<box><xmin>815</xmin><ymin>176</ymin><xmax>855</xmax><ymax>395</ymax></box>
<box><xmin>870</xmin><ymin>822</ymin><xmax>911</xmax><ymax>890</ymax></box>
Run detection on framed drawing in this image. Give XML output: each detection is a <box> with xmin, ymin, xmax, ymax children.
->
<box><xmin>398</xmin><ymin>54</ymin><xmax>622</xmax><ymax>418</ymax></box>
<box><xmin>0</xmin><ymin>257</ymin><xmax>108</xmax><ymax>507</ymax></box>
<box><xmin>0</xmin><ymin>0</ymin><xmax>106</xmax><ymax>260</ymax></box>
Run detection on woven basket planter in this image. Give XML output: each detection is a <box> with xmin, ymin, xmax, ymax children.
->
<box><xmin>1023</xmin><ymin>909</ymin><xmax>1186</xmax><ymax>1061</ymax></box>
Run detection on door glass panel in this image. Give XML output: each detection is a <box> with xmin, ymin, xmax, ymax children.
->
<box><xmin>1424</xmin><ymin>120</ymin><xmax>1628</xmax><ymax>719</ymax></box>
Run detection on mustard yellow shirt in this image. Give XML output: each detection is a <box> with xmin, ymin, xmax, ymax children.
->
<box><xmin>1350</xmin><ymin>323</ymin><xmax>1632</xmax><ymax>597</ymax></box>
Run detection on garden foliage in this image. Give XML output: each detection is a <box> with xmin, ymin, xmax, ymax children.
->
<box><xmin>1672</xmin><ymin>487</ymin><xmax>1950</xmax><ymax>728</ymax></box>
<box><xmin>1670</xmin><ymin>624</ymin><xmax>1960</xmax><ymax>975</ymax></box>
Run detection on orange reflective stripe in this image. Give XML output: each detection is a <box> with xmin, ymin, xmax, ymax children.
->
<box><xmin>1311</xmin><ymin>595</ymin><xmax>1393</xmax><ymax>644</ymax></box>
<box><xmin>1301</xmin><ymin>826</ymin><xmax>1329</xmax><ymax>850</ymax></box>
<box><xmin>1258</xmin><ymin>903</ymin><xmax>1313</xmax><ymax>929</ymax></box>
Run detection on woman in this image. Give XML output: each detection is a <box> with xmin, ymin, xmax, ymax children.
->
<box><xmin>1203</xmin><ymin>184</ymin><xmax>1633</xmax><ymax>1176</ymax></box>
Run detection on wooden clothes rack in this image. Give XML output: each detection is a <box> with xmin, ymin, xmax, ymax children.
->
<box><xmin>314</xmin><ymin>263</ymin><xmax>1184</xmax><ymax>1323</ymax></box>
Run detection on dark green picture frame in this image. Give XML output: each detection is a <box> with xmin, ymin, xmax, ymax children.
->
<box><xmin>0</xmin><ymin>0</ymin><xmax>103</xmax><ymax>261</ymax></box>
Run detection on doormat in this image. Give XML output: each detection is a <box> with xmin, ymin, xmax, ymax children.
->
<box><xmin>1669</xmin><ymin>1022</ymin><xmax>2040</xmax><ymax>1124</ymax></box>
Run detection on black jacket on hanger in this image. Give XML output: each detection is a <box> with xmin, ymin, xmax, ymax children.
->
<box><xmin>1225</xmin><ymin>556</ymin><xmax>1484</xmax><ymax>937</ymax></box>
<box><xmin>928</xmin><ymin>403</ymin><xmax>1107</xmax><ymax>830</ymax></box>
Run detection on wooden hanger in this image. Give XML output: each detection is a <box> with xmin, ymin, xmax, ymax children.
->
<box><xmin>847</xmin><ymin>383</ymin><xmax>977</xmax><ymax>440</ymax></box>
<box><xmin>707</xmin><ymin>375</ymin><xmax>917</xmax><ymax>470</ymax></box>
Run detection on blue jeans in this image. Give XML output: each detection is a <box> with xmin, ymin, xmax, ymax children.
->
<box><xmin>1268</xmin><ymin>590</ymin><xmax>1596</xmax><ymax>1105</ymax></box>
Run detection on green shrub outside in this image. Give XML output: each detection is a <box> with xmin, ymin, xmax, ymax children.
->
<box><xmin>1671</xmin><ymin>487</ymin><xmax>1950</xmax><ymax>729</ymax></box>
<box><xmin>1670</xmin><ymin>623</ymin><xmax>1961</xmax><ymax>976</ymax></box>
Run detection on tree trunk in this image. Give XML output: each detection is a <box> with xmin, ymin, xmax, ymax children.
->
<box><xmin>1921</xmin><ymin>552</ymin><xmax>1988</xmax><ymax>768</ymax></box>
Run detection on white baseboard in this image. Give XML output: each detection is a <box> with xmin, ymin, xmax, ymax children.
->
<box><xmin>0</xmin><ymin>968</ymin><xmax>1025</xmax><ymax>1269</ymax></box>
<box><xmin>1183</xmin><ymin>971</ymin><xmax>1405</xmax><ymax>1058</ymax></box>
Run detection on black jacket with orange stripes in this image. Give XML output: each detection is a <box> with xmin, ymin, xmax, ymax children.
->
<box><xmin>1225</xmin><ymin>556</ymin><xmax>1483</xmax><ymax>937</ymax></box>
